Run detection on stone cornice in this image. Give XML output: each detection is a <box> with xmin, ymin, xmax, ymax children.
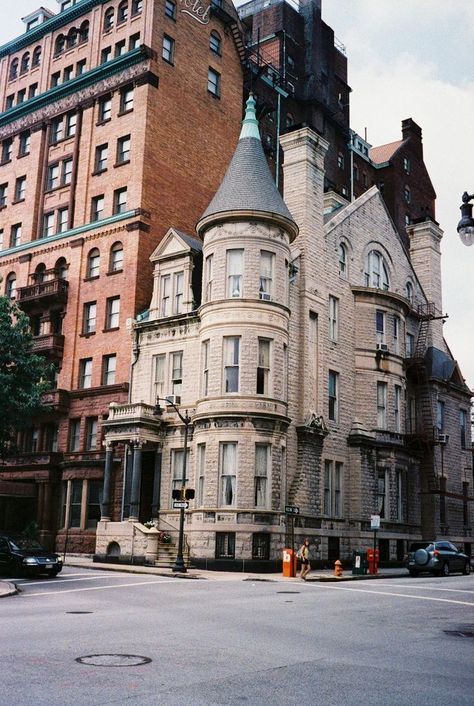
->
<box><xmin>0</xmin><ymin>48</ymin><xmax>153</xmax><ymax>140</ymax></box>
<box><xmin>351</xmin><ymin>285</ymin><xmax>411</xmax><ymax>315</ymax></box>
<box><xmin>0</xmin><ymin>0</ymin><xmax>108</xmax><ymax>59</ymax></box>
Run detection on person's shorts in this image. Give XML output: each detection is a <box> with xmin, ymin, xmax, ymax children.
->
<box><xmin>301</xmin><ymin>558</ymin><xmax>309</xmax><ymax>565</ymax></box>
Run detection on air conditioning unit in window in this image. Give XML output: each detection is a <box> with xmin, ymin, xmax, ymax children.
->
<box><xmin>437</xmin><ymin>433</ymin><xmax>448</xmax><ymax>444</ymax></box>
<box><xmin>165</xmin><ymin>395</ymin><xmax>181</xmax><ymax>406</ymax></box>
<box><xmin>260</xmin><ymin>293</ymin><xmax>271</xmax><ymax>301</ymax></box>
<box><xmin>376</xmin><ymin>343</ymin><xmax>389</xmax><ymax>352</ymax></box>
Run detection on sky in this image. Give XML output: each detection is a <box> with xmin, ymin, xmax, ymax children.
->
<box><xmin>2</xmin><ymin>0</ymin><xmax>474</xmax><ymax>388</ymax></box>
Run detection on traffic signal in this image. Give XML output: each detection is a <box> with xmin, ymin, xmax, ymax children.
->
<box><xmin>171</xmin><ymin>489</ymin><xmax>182</xmax><ymax>500</ymax></box>
<box><xmin>184</xmin><ymin>488</ymin><xmax>195</xmax><ymax>500</ymax></box>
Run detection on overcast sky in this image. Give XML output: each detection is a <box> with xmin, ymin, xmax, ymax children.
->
<box><xmin>2</xmin><ymin>0</ymin><xmax>474</xmax><ymax>388</ymax></box>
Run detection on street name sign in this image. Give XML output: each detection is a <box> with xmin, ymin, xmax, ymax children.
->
<box><xmin>173</xmin><ymin>501</ymin><xmax>189</xmax><ymax>509</ymax></box>
<box><xmin>285</xmin><ymin>505</ymin><xmax>300</xmax><ymax>515</ymax></box>
<box><xmin>370</xmin><ymin>514</ymin><xmax>381</xmax><ymax>530</ymax></box>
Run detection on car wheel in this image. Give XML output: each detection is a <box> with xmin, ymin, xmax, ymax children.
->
<box><xmin>47</xmin><ymin>569</ymin><xmax>60</xmax><ymax>578</ymax></box>
<box><xmin>441</xmin><ymin>562</ymin><xmax>450</xmax><ymax>577</ymax></box>
<box><xmin>409</xmin><ymin>570</ymin><xmax>418</xmax><ymax>577</ymax></box>
<box><xmin>463</xmin><ymin>562</ymin><xmax>471</xmax><ymax>576</ymax></box>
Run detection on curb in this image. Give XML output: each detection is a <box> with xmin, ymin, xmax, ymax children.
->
<box><xmin>0</xmin><ymin>581</ymin><xmax>18</xmax><ymax>598</ymax></box>
<box><xmin>65</xmin><ymin>561</ymin><xmax>206</xmax><ymax>579</ymax></box>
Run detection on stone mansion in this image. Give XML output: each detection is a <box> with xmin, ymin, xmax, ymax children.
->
<box><xmin>97</xmin><ymin>96</ymin><xmax>472</xmax><ymax>569</ymax></box>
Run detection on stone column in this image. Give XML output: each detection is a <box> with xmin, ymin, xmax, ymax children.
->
<box><xmin>101</xmin><ymin>441</ymin><xmax>114</xmax><ymax>521</ymax></box>
<box><xmin>151</xmin><ymin>449</ymin><xmax>162</xmax><ymax>521</ymax></box>
<box><xmin>129</xmin><ymin>441</ymin><xmax>143</xmax><ymax>522</ymax></box>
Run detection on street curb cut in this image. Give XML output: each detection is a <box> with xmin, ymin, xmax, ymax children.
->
<box><xmin>0</xmin><ymin>581</ymin><xmax>18</xmax><ymax>597</ymax></box>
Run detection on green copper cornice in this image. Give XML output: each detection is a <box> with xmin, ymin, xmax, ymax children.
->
<box><xmin>0</xmin><ymin>47</ymin><xmax>148</xmax><ymax>129</ymax></box>
<box><xmin>0</xmin><ymin>1</ymin><xmax>109</xmax><ymax>59</ymax></box>
<box><xmin>0</xmin><ymin>209</ymin><xmax>138</xmax><ymax>260</ymax></box>
<box><xmin>239</xmin><ymin>94</ymin><xmax>260</xmax><ymax>140</ymax></box>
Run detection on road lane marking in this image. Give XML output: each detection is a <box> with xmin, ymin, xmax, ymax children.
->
<box><xmin>366</xmin><ymin>582</ymin><xmax>474</xmax><ymax>594</ymax></box>
<box><xmin>13</xmin><ymin>574</ymin><xmax>128</xmax><ymax>587</ymax></box>
<box><xmin>22</xmin><ymin>578</ymin><xmax>178</xmax><ymax>597</ymax></box>
<box><xmin>305</xmin><ymin>582</ymin><xmax>474</xmax><ymax>607</ymax></box>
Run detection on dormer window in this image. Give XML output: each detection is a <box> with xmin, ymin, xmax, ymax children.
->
<box><xmin>23</xmin><ymin>8</ymin><xmax>54</xmax><ymax>31</ymax></box>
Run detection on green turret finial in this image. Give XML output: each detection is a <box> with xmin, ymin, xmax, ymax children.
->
<box><xmin>239</xmin><ymin>93</ymin><xmax>260</xmax><ymax>140</ymax></box>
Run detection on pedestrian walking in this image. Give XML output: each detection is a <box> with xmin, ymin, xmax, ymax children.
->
<box><xmin>299</xmin><ymin>538</ymin><xmax>311</xmax><ymax>580</ymax></box>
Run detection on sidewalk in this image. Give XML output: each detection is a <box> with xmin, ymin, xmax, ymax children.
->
<box><xmin>65</xmin><ymin>556</ymin><xmax>408</xmax><ymax>583</ymax></box>
<box><xmin>0</xmin><ymin>581</ymin><xmax>18</xmax><ymax>598</ymax></box>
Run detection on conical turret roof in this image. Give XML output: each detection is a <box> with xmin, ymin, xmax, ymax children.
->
<box><xmin>197</xmin><ymin>95</ymin><xmax>298</xmax><ymax>240</ymax></box>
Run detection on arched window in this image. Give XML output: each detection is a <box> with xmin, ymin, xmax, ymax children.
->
<box><xmin>118</xmin><ymin>1</ymin><xmax>129</xmax><ymax>23</ymax></box>
<box><xmin>67</xmin><ymin>28</ymin><xmax>78</xmax><ymax>48</ymax></box>
<box><xmin>87</xmin><ymin>248</ymin><xmax>100</xmax><ymax>278</ymax></box>
<box><xmin>55</xmin><ymin>257</ymin><xmax>68</xmax><ymax>279</ymax></box>
<box><xmin>79</xmin><ymin>20</ymin><xmax>89</xmax><ymax>43</ymax></box>
<box><xmin>365</xmin><ymin>250</ymin><xmax>389</xmax><ymax>290</ymax></box>
<box><xmin>34</xmin><ymin>263</ymin><xmax>46</xmax><ymax>283</ymax></box>
<box><xmin>406</xmin><ymin>281</ymin><xmax>414</xmax><ymax>305</ymax></box>
<box><xmin>20</xmin><ymin>52</ymin><xmax>30</xmax><ymax>74</ymax></box>
<box><xmin>32</xmin><ymin>46</ymin><xmax>42</xmax><ymax>67</ymax></box>
<box><xmin>109</xmin><ymin>242</ymin><xmax>124</xmax><ymax>272</ymax></box>
<box><xmin>5</xmin><ymin>273</ymin><xmax>17</xmax><ymax>299</ymax></box>
<box><xmin>338</xmin><ymin>243</ymin><xmax>347</xmax><ymax>275</ymax></box>
<box><xmin>131</xmin><ymin>0</ymin><xmax>143</xmax><ymax>15</ymax></box>
<box><xmin>210</xmin><ymin>31</ymin><xmax>221</xmax><ymax>55</ymax></box>
<box><xmin>104</xmin><ymin>7</ymin><xmax>114</xmax><ymax>31</ymax></box>
<box><xmin>55</xmin><ymin>34</ymin><xmax>66</xmax><ymax>55</ymax></box>
<box><xmin>9</xmin><ymin>59</ymin><xmax>18</xmax><ymax>81</ymax></box>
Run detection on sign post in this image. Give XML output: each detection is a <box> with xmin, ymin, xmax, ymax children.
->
<box><xmin>285</xmin><ymin>505</ymin><xmax>299</xmax><ymax>556</ymax></box>
<box><xmin>370</xmin><ymin>514</ymin><xmax>380</xmax><ymax>574</ymax></box>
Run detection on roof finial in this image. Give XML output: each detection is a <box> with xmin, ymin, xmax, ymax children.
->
<box><xmin>239</xmin><ymin>93</ymin><xmax>260</xmax><ymax>141</ymax></box>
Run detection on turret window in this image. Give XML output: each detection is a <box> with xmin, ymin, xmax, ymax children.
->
<box><xmin>377</xmin><ymin>382</ymin><xmax>387</xmax><ymax>428</ymax></box>
<box><xmin>219</xmin><ymin>442</ymin><xmax>236</xmax><ymax>506</ymax></box>
<box><xmin>205</xmin><ymin>253</ymin><xmax>213</xmax><ymax>302</ymax></box>
<box><xmin>254</xmin><ymin>444</ymin><xmax>269</xmax><ymax>507</ymax></box>
<box><xmin>259</xmin><ymin>251</ymin><xmax>274</xmax><ymax>300</ymax></box>
<box><xmin>202</xmin><ymin>340</ymin><xmax>209</xmax><ymax>396</ymax></box>
<box><xmin>226</xmin><ymin>249</ymin><xmax>243</xmax><ymax>298</ymax></box>
<box><xmin>256</xmin><ymin>339</ymin><xmax>270</xmax><ymax>395</ymax></box>
<box><xmin>223</xmin><ymin>336</ymin><xmax>240</xmax><ymax>393</ymax></box>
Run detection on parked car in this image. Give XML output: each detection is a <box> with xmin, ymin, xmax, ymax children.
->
<box><xmin>406</xmin><ymin>541</ymin><xmax>471</xmax><ymax>577</ymax></box>
<box><xmin>0</xmin><ymin>534</ymin><xmax>63</xmax><ymax>578</ymax></box>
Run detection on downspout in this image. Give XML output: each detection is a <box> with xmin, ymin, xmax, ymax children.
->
<box><xmin>128</xmin><ymin>324</ymin><xmax>141</xmax><ymax>403</ymax></box>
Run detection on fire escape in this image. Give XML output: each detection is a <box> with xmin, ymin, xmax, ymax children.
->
<box><xmin>405</xmin><ymin>303</ymin><xmax>452</xmax><ymax>536</ymax></box>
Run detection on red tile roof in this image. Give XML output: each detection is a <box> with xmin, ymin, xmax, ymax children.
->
<box><xmin>369</xmin><ymin>139</ymin><xmax>404</xmax><ymax>165</ymax></box>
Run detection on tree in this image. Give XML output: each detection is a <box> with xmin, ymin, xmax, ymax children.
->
<box><xmin>0</xmin><ymin>296</ymin><xmax>51</xmax><ymax>459</ymax></box>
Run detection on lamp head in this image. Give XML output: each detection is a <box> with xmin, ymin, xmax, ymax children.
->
<box><xmin>457</xmin><ymin>193</ymin><xmax>474</xmax><ymax>246</ymax></box>
<box><xmin>153</xmin><ymin>399</ymin><xmax>164</xmax><ymax>417</ymax></box>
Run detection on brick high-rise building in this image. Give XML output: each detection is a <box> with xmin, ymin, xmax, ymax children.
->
<box><xmin>0</xmin><ymin>0</ymin><xmax>244</xmax><ymax>550</ymax></box>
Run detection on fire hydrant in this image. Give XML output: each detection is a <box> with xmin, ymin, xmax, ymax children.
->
<box><xmin>334</xmin><ymin>559</ymin><xmax>343</xmax><ymax>577</ymax></box>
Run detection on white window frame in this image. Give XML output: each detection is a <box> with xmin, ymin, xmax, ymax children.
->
<box><xmin>223</xmin><ymin>336</ymin><xmax>240</xmax><ymax>393</ymax></box>
<box><xmin>377</xmin><ymin>381</ymin><xmax>387</xmax><ymax>429</ymax></box>
<box><xmin>328</xmin><ymin>370</ymin><xmax>338</xmax><ymax>422</ymax></box>
<box><xmin>227</xmin><ymin>249</ymin><xmax>243</xmax><ymax>298</ymax></box>
<box><xmin>205</xmin><ymin>253</ymin><xmax>213</xmax><ymax>302</ymax></box>
<box><xmin>153</xmin><ymin>354</ymin><xmax>165</xmax><ymax>399</ymax></box>
<box><xmin>329</xmin><ymin>296</ymin><xmax>338</xmax><ymax>342</ymax></box>
<box><xmin>171</xmin><ymin>351</ymin><xmax>183</xmax><ymax>396</ymax></box>
<box><xmin>259</xmin><ymin>251</ymin><xmax>274</xmax><ymax>300</ymax></box>
<box><xmin>202</xmin><ymin>340</ymin><xmax>209</xmax><ymax>397</ymax></box>
<box><xmin>256</xmin><ymin>338</ymin><xmax>271</xmax><ymax>395</ymax></box>
<box><xmin>254</xmin><ymin>444</ymin><xmax>269</xmax><ymax>508</ymax></box>
<box><xmin>376</xmin><ymin>310</ymin><xmax>385</xmax><ymax>345</ymax></box>
<box><xmin>219</xmin><ymin>442</ymin><xmax>237</xmax><ymax>507</ymax></box>
<box><xmin>160</xmin><ymin>275</ymin><xmax>170</xmax><ymax>317</ymax></box>
<box><xmin>174</xmin><ymin>271</ymin><xmax>184</xmax><ymax>314</ymax></box>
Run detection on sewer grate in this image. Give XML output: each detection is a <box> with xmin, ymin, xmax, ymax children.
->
<box><xmin>76</xmin><ymin>654</ymin><xmax>152</xmax><ymax>667</ymax></box>
<box><xmin>277</xmin><ymin>591</ymin><xmax>301</xmax><ymax>595</ymax></box>
<box><xmin>444</xmin><ymin>631</ymin><xmax>474</xmax><ymax>638</ymax></box>
<box><xmin>67</xmin><ymin>611</ymin><xmax>93</xmax><ymax>614</ymax></box>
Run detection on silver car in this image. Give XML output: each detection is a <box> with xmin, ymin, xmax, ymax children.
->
<box><xmin>406</xmin><ymin>541</ymin><xmax>471</xmax><ymax>577</ymax></box>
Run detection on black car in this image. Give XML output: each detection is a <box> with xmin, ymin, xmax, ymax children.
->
<box><xmin>406</xmin><ymin>541</ymin><xmax>471</xmax><ymax>577</ymax></box>
<box><xmin>0</xmin><ymin>534</ymin><xmax>63</xmax><ymax>577</ymax></box>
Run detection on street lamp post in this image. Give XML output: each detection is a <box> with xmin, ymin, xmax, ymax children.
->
<box><xmin>457</xmin><ymin>192</ymin><xmax>474</xmax><ymax>246</ymax></box>
<box><xmin>153</xmin><ymin>396</ymin><xmax>191</xmax><ymax>573</ymax></box>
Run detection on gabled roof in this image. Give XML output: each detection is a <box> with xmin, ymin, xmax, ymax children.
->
<box><xmin>150</xmin><ymin>227</ymin><xmax>202</xmax><ymax>263</ymax></box>
<box><xmin>197</xmin><ymin>95</ymin><xmax>298</xmax><ymax>240</ymax></box>
<box><xmin>369</xmin><ymin>139</ymin><xmax>404</xmax><ymax>165</ymax></box>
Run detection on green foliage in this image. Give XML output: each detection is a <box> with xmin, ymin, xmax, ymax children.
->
<box><xmin>0</xmin><ymin>296</ymin><xmax>52</xmax><ymax>459</ymax></box>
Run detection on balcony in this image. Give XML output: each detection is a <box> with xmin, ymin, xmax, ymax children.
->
<box><xmin>32</xmin><ymin>333</ymin><xmax>65</xmax><ymax>357</ymax></box>
<box><xmin>3</xmin><ymin>452</ymin><xmax>63</xmax><ymax>470</ymax></box>
<box><xmin>41</xmin><ymin>388</ymin><xmax>70</xmax><ymax>414</ymax></box>
<box><xmin>17</xmin><ymin>278</ymin><xmax>69</xmax><ymax>308</ymax></box>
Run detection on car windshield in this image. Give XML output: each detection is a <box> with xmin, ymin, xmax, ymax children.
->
<box><xmin>8</xmin><ymin>538</ymin><xmax>45</xmax><ymax>551</ymax></box>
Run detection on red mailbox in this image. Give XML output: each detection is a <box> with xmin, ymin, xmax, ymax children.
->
<box><xmin>367</xmin><ymin>548</ymin><xmax>379</xmax><ymax>575</ymax></box>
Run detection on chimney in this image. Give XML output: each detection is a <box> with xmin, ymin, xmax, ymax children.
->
<box><xmin>401</xmin><ymin>118</ymin><xmax>423</xmax><ymax>159</ymax></box>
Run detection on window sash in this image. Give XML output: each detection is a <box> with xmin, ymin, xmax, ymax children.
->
<box><xmin>153</xmin><ymin>354</ymin><xmax>165</xmax><ymax>397</ymax></box>
<box><xmin>224</xmin><ymin>337</ymin><xmax>240</xmax><ymax>393</ymax></box>
<box><xmin>254</xmin><ymin>444</ymin><xmax>269</xmax><ymax>507</ymax></box>
<box><xmin>220</xmin><ymin>443</ymin><xmax>236</xmax><ymax>506</ymax></box>
<box><xmin>103</xmin><ymin>355</ymin><xmax>116</xmax><ymax>385</ymax></box>
<box><xmin>377</xmin><ymin>382</ymin><xmax>387</xmax><ymax>428</ymax></box>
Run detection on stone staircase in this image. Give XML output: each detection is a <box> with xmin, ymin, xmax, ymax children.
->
<box><xmin>154</xmin><ymin>541</ymin><xmax>191</xmax><ymax>568</ymax></box>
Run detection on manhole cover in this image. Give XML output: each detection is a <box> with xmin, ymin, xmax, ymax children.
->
<box><xmin>76</xmin><ymin>654</ymin><xmax>152</xmax><ymax>667</ymax></box>
<box><xmin>277</xmin><ymin>591</ymin><xmax>301</xmax><ymax>595</ymax></box>
<box><xmin>67</xmin><ymin>611</ymin><xmax>93</xmax><ymax>614</ymax></box>
<box><xmin>444</xmin><ymin>631</ymin><xmax>474</xmax><ymax>638</ymax></box>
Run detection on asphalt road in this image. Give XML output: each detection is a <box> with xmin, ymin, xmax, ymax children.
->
<box><xmin>1</xmin><ymin>567</ymin><xmax>473</xmax><ymax>706</ymax></box>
